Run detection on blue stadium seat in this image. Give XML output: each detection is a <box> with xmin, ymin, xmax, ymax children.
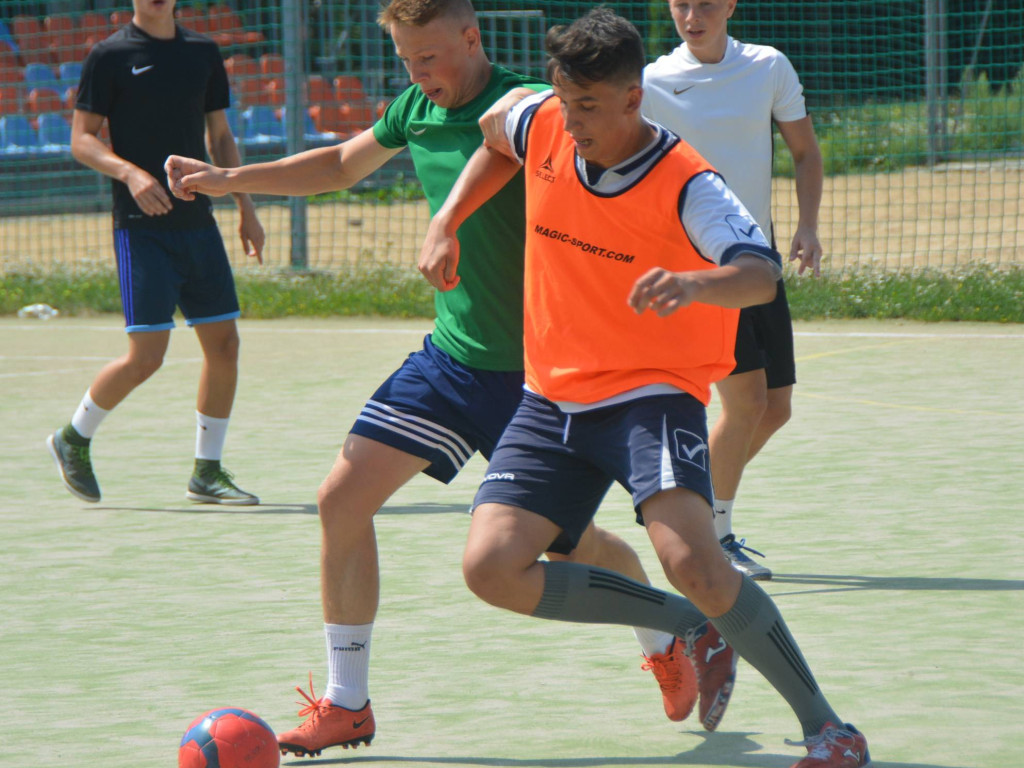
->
<box><xmin>37</xmin><ymin>111</ymin><xmax>71</xmax><ymax>151</ymax></box>
<box><xmin>240</xmin><ymin>105</ymin><xmax>284</xmax><ymax>145</ymax></box>
<box><xmin>23</xmin><ymin>62</ymin><xmax>60</xmax><ymax>92</ymax></box>
<box><xmin>0</xmin><ymin>114</ymin><xmax>39</xmax><ymax>154</ymax></box>
<box><xmin>58</xmin><ymin>62</ymin><xmax>82</xmax><ymax>89</ymax></box>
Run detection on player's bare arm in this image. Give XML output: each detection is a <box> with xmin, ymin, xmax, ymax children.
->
<box><xmin>166</xmin><ymin>129</ymin><xmax>401</xmax><ymax>201</ymax></box>
<box><xmin>628</xmin><ymin>254</ymin><xmax>779</xmax><ymax>317</ymax></box>
<box><xmin>478</xmin><ymin>87</ymin><xmax>536</xmax><ymax>158</ymax></box>
<box><xmin>72</xmin><ymin>109</ymin><xmax>172</xmax><ymax>217</ymax></box>
<box><xmin>419</xmin><ymin>144</ymin><xmax>521</xmax><ymax>291</ymax></box>
<box><xmin>205</xmin><ymin>109</ymin><xmax>266</xmax><ymax>263</ymax></box>
<box><xmin>777</xmin><ymin>115</ymin><xmax>824</xmax><ymax>276</ymax></box>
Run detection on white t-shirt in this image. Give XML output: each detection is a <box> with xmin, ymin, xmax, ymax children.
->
<box><xmin>642</xmin><ymin>37</ymin><xmax>807</xmax><ymax>241</ymax></box>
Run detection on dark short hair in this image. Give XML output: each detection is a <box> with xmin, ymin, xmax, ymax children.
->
<box><xmin>377</xmin><ymin>0</ymin><xmax>476</xmax><ymax>29</ymax></box>
<box><xmin>545</xmin><ymin>6</ymin><xmax>645</xmax><ymax>87</ymax></box>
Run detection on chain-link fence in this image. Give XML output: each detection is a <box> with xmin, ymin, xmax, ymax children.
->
<box><xmin>1</xmin><ymin>0</ymin><xmax>1022</xmax><ymax>275</ymax></box>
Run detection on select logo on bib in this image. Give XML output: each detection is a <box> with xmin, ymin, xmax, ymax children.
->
<box><xmin>535</xmin><ymin>154</ymin><xmax>555</xmax><ymax>183</ymax></box>
<box><xmin>673</xmin><ymin>428</ymin><xmax>708</xmax><ymax>471</ymax></box>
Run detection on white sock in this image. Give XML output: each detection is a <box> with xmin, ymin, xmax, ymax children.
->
<box><xmin>195</xmin><ymin>411</ymin><xmax>230</xmax><ymax>461</ymax></box>
<box><xmin>71</xmin><ymin>389</ymin><xmax>109</xmax><ymax>439</ymax></box>
<box><xmin>633</xmin><ymin>626</ymin><xmax>675</xmax><ymax>657</ymax></box>
<box><xmin>324</xmin><ymin>622</ymin><xmax>372</xmax><ymax>709</ymax></box>
<box><xmin>713</xmin><ymin>498</ymin><xmax>734</xmax><ymax>540</ymax></box>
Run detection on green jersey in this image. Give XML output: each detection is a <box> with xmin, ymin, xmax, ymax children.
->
<box><xmin>374</xmin><ymin>66</ymin><xmax>547</xmax><ymax>371</ymax></box>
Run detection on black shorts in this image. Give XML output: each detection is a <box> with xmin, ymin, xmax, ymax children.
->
<box><xmin>474</xmin><ymin>391</ymin><xmax>714</xmax><ymax>555</ymax></box>
<box><xmin>730</xmin><ymin>277</ymin><xmax>796</xmax><ymax>388</ymax></box>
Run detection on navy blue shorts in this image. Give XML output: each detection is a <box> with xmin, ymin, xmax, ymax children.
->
<box><xmin>474</xmin><ymin>391</ymin><xmax>714</xmax><ymax>554</ymax></box>
<box><xmin>349</xmin><ymin>335</ymin><xmax>525</xmax><ymax>483</ymax></box>
<box><xmin>731</xmin><ymin>277</ymin><xmax>796</xmax><ymax>388</ymax></box>
<box><xmin>113</xmin><ymin>226</ymin><xmax>240</xmax><ymax>333</ymax></box>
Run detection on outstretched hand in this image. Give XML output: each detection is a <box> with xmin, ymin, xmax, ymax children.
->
<box><xmin>164</xmin><ymin>155</ymin><xmax>230</xmax><ymax>201</ymax></box>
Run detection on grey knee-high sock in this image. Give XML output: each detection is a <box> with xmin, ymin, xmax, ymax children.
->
<box><xmin>712</xmin><ymin>577</ymin><xmax>841</xmax><ymax>737</ymax></box>
<box><xmin>532</xmin><ymin>561</ymin><xmax>709</xmax><ymax>640</ymax></box>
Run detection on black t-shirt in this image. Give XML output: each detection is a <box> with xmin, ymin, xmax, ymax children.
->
<box><xmin>76</xmin><ymin>23</ymin><xmax>231</xmax><ymax>230</ymax></box>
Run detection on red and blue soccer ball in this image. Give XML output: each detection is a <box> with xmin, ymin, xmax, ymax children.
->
<box><xmin>178</xmin><ymin>707</ymin><xmax>280</xmax><ymax>768</ymax></box>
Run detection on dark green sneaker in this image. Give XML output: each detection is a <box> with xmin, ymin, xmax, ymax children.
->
<box><xmin>186</xmin><ymin>459</ymin><xmax>259</xmax><ymax>505</ymax></box>
<box><xmin>47</xmin><ymin>426</ymin><xmax>101</xmax><ymax>503</ymax></box>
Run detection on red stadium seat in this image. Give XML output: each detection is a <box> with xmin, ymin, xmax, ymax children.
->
<box><xmin>260</xmin><ymin>53</ymin><xmax>284</xmax><ymax>77</ymax></box>
<box><xmin>27</xmin><ymin>86</ymin><xmax>64</xmax><ymax>119</ymax></box>
<box><xmin>0</xmin><ymin>84</ymin><xmax>20</xmax><ymax>116</ymax></box>
<box><xmin>109</xmin><ymin>11</ymin><xmax>133</xmax><ymax>28</ymax></box>
<box><xmin>12</xmin><ymin>15</ymin><xmax>52</xmax><ymax>65</ymax></box>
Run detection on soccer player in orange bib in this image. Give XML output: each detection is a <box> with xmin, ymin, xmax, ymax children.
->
<box><xmin>420</xmin><ymin>9</ymin><xmax>869</xmax><ymax>768</ymax></box>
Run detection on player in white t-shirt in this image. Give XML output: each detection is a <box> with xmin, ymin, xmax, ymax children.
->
<box><xmin>642</xmin><ymin>0</ymin><xmax>824</xmax><ymax>581</ymax></box>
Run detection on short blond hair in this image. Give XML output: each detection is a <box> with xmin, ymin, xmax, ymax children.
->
<box><xmin>377</xmin><ymin>0</ymin><xmax>476</xmax><ymax>28</ymax></box>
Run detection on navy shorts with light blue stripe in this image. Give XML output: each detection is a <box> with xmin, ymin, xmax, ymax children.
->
<box><xmin>473</xmin><ymin>391</ymin><xmax>714</xmax><ymax>554</ymax></box>
<box><xmin>349</xmin><ymin>335</ymin><xmax>525</xmax><ymax>483</ymax></box>
<box><xmin>113</xmin><ymin>226</ymin><xmax>240</xmax><ymax>333</ymax></box>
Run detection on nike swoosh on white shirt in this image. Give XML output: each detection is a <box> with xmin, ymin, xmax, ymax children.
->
<box><xmin>131</xmin><ymin>65</ymin><xmax>154</xmax><ymax>75</ymax></box>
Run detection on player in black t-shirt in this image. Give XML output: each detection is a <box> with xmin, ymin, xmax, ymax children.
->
<box><xmin>46</xmin><ymin>0</ymin><xmax>265</xmax><ymax>505</ymax></box>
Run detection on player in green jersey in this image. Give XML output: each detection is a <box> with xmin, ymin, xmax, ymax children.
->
<box><xmin>166</xmin><ymin>0</ymin><xmax>703</xmax><ymax>755</ymax></box>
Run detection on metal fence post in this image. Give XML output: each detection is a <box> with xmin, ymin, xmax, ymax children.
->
<box><xmin>283</xmin><ymin>0</ymin><xmax>308</xmax><ymax>269</ymax></box>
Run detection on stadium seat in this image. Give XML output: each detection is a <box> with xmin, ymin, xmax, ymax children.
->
<box><xmin>23</xmin><ymin>63</ymin><xmax>61</xmax><ymax>93</ymax></box>
<box><xmin>109</xmin><ymin>11</ymin><xmax>133</xmax><ymax>28</ymax></box>
<box><xmin>0</xmin><ymin>20</ymin><xmax>17</xmax><ymax>54</ymax></box>
<box><xmin>333</xmin><ymin>75</ymin><xmax>367</xmax><ymax>102</ymax></box>
<box><xmin>264</xmin><ymin>76</ymin><xmax>285</xmax><ymax>107</ymax></box>
<box><xmin>0</xmin><ymin>85</ymin><xmax>20</xmax><ymax>116</ymax></box>
<box><xmin>209</xmin><ymin>4</ymin><xmax>264</xmax><ymax>46</ymax></box>
<box><xmin>79</xmin><ymin>12</ymin><xmax>110</xmax><ymax>53</ymax></box>
<box><xmin>0</xmin><ymin>47</ymin><xmax>21</xmax><ymax>85</ymax></box>
<box><xmin>306</xmin><ymin>74</ymin><xmax>331</xmax><ymax>107</ymax></box>
<box><xmin>240</xmin><ymin>104</ymin><xmax>284</xmax><ymax>145</ymax></box>
<box><xmin>0</xmin><ymin>114</ymin><xmax>39</xmax><ymax>153</ymax></box>
<box><xmin>58</xmin><ymin>62</ymin><xmax>82</xmax><ymax>89</ymax></box>
<box><xmin>260</xmin><ymin>53</ymin><xmax>284</xmax><ymax>77</ymax></box>
<box><xmin>63</xmin><ymin>85</ymin><xmax>77</xmax><ymax>111</ymax></box>
<box><xmin>279</xmin><ymin>105</ymin><xmax>337</xmax><ymax>145</ymax></box>
<box><xmin>12</xmin><ymin>15</ymin><xmax>51</xmax><ymax>64</ymax></box>
<box><xmin>176</xmin><ymin>6</ymin><xmax>210</xmax><ymax>35</ymax></box>
<box><xmin>225</xmin><ymin>54</ymin><xmax>265</xmax><ymax>106</ymax></box>
<box><xmin>37</xmin><ymin>110</ymin><xmax>71</xmax><ymax>150</ymax></box>
<box><xmin>27</xmin><ymin>87</ymin><xmax>63</xmax><ymax>119</ymax></box>
<box><xmin>44</xmin><ymin>14</ymin><xmax>80</xmax><ymax>63</ymax></box>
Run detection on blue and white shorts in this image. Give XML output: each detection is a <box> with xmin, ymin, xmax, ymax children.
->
<box><xmin>350</xmin><ymin>335</ymin><xmax>525</xmax><ymax>483</ymax></box>
<box><xmin>473</xmin><ymin>391</ymin><xmax>713</xmax><ymax>554</ymax></box>
<box><xmin>113</xmin><ymin>226</ymin><xmax>240</xmax><ymax>333</ymax></box>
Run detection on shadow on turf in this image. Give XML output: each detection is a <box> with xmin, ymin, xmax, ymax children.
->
<box><xmin>284</xmin><ymin>729</ymin><xmax>964</xmax><ymax>767</ymax></box>
<box><xmin>770</xmin><ymin>573</ymin><xmax>1024</xmax><ymax>594</ymax></box>
<box><xmin>96</xmin><ymin>502</ymin><xmax>468</xmax><ymax>516</ymax></box>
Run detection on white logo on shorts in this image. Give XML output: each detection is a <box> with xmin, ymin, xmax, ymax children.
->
<box><xmin>673</xmin><ymin>429</ymin><xmax>708</xmax><ymax>471</ymax></box>
<box><xmin>485</xmin><ymin>472</ymin><xmax>515</xmax><ymax>481</ymax></box>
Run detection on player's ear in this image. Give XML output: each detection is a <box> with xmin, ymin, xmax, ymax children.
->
<box><xmin>625</xmin><ymin>83</ymin><xmax>644</xmax><ymax>114</ymax></box>
<box><xmin>463</xmin><ymin>24</ymin><xmax>481</xmax><ymax>54</ymax></box>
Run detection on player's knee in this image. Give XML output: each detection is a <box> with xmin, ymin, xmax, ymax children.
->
<box><xmin>124</xmin><ymin>351</ymin><xmax>164</xmax><ymax>383</ymax></box>
<box><xmin>658</xmin><ymin>546</ymin><xmax>729</xmax><ymax>600</ymax></box>
<box><xmin>762</xmin><ymin>397</ymin><xmax>792</xmax><ymax>434</ymax></box>
<box><xmin>721</xmin><ymin>387</ymin><xmax>767</xmax><ymax>425</ymax></box>
<box><xmin>463</xmin><ymin>550</ymin><xmax>512</xmax><ymax>607</ymax></box>
<box><xmin>207</xmin><ymin>330</ymin><xmax>240</xmax><ymax>365</ymax></box>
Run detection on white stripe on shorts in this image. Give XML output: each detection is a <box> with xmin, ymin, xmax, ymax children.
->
<box><xmin>358</xmin><ymin>400</ymin><xmax>474</xmax><ymax>468</ymax></box>
<box><xmin>660</xmin><ymin>416</ymin><xmax>678</xmax><ymax>490</ymax></box>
